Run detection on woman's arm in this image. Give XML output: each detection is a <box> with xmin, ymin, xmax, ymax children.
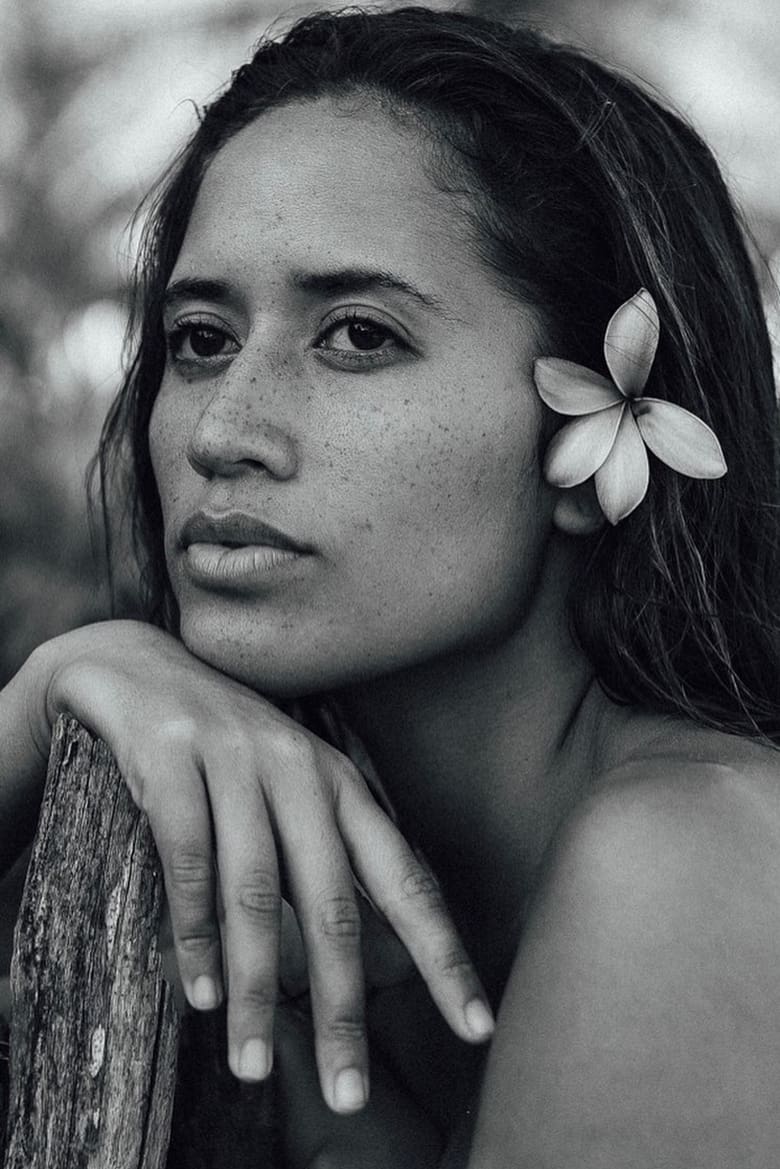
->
<box><xmin>0</xmin><ymin>619</ymin><xmax>493</xmax><ymax>1112</ymax></box>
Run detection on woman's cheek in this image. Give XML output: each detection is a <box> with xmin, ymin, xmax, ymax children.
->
<box><xmin>346</xmin><ymin>407</ymin><xmax>542</xmax><ymax>624</ymax></box>
<box><xmin>148</xmin><ymin>390</ymin><xmax>178</xmax><ymax>494</ymax></box>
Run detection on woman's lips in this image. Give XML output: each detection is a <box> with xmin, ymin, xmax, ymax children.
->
<box><xmin>184</xmin><ymin>541</ymin><xmax>305</xmax><ymax>587</ymax></box>
<box><xmin>179</xmin><ymin>510</ymin><xmax>313</xmax><ymax>589</ymax></box>
<box><xmin>180</xmin><ymin>510</ymin><xmax>311</xmax><ymax>553</ymax></box>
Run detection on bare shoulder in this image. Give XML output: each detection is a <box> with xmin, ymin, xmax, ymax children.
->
<box><xmin>573</xmin><ymin>718</ymin><xmax>780</xmax><ymax>882</ymax></box>
<box><xmin>470</xmin><ymin>724</ymin><xmax>780</xmax><ymax>1169</ymax></box>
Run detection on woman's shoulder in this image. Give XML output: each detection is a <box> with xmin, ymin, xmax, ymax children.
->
<box><xmin>559</xmin><ymin>720</ymin><xmax>780</xmax><ymax>948</ymax></box>
<box><xmin>470</xmin><ymin>717</ymin><xmax>780</xmax><ymax>1166</ymax></box>
<box><xmin>552</xmin><ymin>714</ymin><xmax>780</xmax><ymax>982</ymax></box>
<box><xmin>580</xmin><ymin>711</ymin><xmax>780</xmax><ymax>855</ymax></box>
<box><xmin>535</xmin><ymin>713</ymin><xmax>780</xmax><ymax>945</ymax></box>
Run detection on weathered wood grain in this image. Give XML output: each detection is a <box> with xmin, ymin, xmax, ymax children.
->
<box><xmin>3</xmin><ymin>715</ymin><xmax>179</xmax><ymax>1168</ymax></box>
<box><xmin>2</xmin><ymin>715</ymin><xmax>280</xmax><ymax>1168</ymax></box>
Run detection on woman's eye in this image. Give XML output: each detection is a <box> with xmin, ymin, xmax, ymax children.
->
<box><xmin>326</xmin><ymin>320</ymin><xmax>394</xmax><ymax>352</ymax></box>
<box><xmin>166</xmin><ymin>322</ymin><xmax>239</xmax><ymax>364</ymax></box>
<box><xmin>314</xmin><ymin>315</ymin><xmax>408</xmax><ymax>367</ymax></box>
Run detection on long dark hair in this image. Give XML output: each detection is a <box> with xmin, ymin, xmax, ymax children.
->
<box><xmin>98</xmin><ymin>6</ymin><xmax>780</xmax><ymax>740</ymax></box>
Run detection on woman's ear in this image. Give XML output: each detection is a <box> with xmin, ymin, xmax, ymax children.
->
<box><xmin>552</xmin><ymin>480</ymin><xmax>606</xmax><ymax>536</ymax></box>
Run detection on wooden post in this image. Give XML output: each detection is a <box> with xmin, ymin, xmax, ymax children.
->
<box><xmin>3</xmin><ymin>716</ymin><xmax>179</xmax><ymax>1167</ymax></box>
<box><xmin>2</xmin><ymin>716</ymin><xmax>278</xmax><ymax>1168</ymax></box>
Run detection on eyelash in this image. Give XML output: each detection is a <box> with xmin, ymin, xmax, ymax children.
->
<box><xmin>313</xmin><ymin>308</ymin><xmax>409</xmax><ymax>369</ymax></box>
<box><xmin>164</xmin><ymin>309</ymin><xmax>410</xmax><ymax>374</ymax></box>
<box><xmin>165</xmin><ymin>316</ymin><xmax>238</xmax><ymax>368</ymax></box>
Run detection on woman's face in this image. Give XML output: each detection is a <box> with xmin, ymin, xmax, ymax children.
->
<box><xmin>149</xmin><ymin>96</ymin><xmax>553</xmax><ymax>696</ymax></box>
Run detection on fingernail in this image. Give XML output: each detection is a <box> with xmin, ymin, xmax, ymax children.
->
<box><xmin>239</xmin><ymin>1038</ymin><xmax>272</xmax><ymax>1081</ymax></box>
<box><xmin>333</xmin><ymin>1067</ymin><xmax>367</xmax><ymax>1112</ymax></box>
<box><xmin>190</xmin><ymin>975</ymin><xmax>220</xmax><ymax>1011</ymax></box>
<box><xmin>464</xmin><ymin>997</ymin><xmax>495</xmax><ymax>1041</ymax></box>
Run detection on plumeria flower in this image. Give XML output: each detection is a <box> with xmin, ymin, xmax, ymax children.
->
<box><xmin>533</xmin><ymin>288</ymin><xmax>727</xmax><ymax>525</ymax></box>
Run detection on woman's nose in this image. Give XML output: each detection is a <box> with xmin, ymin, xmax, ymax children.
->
<box><xmin>185</xmin><ymin>362</ymin><xmax>299</xmax><ymax>481</ymax></box>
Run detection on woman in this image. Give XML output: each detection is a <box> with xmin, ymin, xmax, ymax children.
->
<box><xmin>1</xmin><ymin>7</ymin><xmax>779</xmax><ymax>1165</ymax></box>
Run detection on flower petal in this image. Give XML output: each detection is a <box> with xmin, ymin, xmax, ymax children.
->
<box><xmin>603</xmin><ymin>288</ymin><xmax>659</xmax><ymax>398</ymax></box>
<box><xmin>533</xmin><ymin>358</ymin><xmax>621</xmax><ymax>416</ymax></box>
<box><xmin>594</xmin><ymin>410</ymin><xmax>650</xmax><ymax>524</ymax></box>
<box><xmin>634</xmin><ymin>399</ymin><xmax>727</xmax><ymax>478</ymax></box>
<box><xmin>544</xmin><ymin>403</ymin><xmax>624</xmax><ymax>487</ymax></box>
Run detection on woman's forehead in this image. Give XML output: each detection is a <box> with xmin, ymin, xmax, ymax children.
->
<box><xmin>174</xmin><ymin>97</ymin><xmax>493</xmax><ymax>314</ymax></box>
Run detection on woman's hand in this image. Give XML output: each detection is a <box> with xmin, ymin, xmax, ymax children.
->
<box><xmin>10</xmin><ymin>619</ymin><xmax>493</xmax><ymax>1112</ymax></box>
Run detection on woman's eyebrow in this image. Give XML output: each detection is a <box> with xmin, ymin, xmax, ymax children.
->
<box><xmin>292</xmin><ymin>267</ymin><xmax>452</xmax><ymax>317</ymax></box>
<box><xmin>162</xmin><ymin>277</ymin><xmax>235</xmax><ymax>311</ymax></box>
<box><xmin>162</xmin><ymin>270</ymin><xmax>461</xmax><ymax>321</ymax></box>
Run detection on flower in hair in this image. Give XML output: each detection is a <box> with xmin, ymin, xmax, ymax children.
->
<box><xmin>533</xmin><ymin>289</ymin><xmax>727</xmax><ymax>525</ymax></box>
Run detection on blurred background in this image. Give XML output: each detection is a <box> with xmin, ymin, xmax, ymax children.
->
<box><xmin>1</xmin><ymin>0</ymin><xmax>779</xmax><ymax>689</ymax></box>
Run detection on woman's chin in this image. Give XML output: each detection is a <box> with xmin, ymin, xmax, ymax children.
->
<box><xmin>176</xmin><ymin>619</ymin><xmax>306</xmax><ymax>698</ymax></box>
<box><xmin>176</xmin><ymin>611</ymin><xmax>364</xmax><ymax>701</ymax></box>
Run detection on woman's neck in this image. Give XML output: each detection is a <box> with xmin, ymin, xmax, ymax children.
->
<box><xmin>334</xmin><ymin>541</ymin><xmax>612</xmax><ymax>982</ymax></box>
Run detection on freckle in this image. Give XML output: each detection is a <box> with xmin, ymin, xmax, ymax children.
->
<box><xmin>250</xmin><ymin>377</ymin><xmax>256</xmax><ymax>384</ymax></box>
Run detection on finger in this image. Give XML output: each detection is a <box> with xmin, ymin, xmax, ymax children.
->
<box><xmin>337</xmin><ymin>777</ymin><xmax>495</xmax><ymax>1045</ymax></box>
<box><xmin>207</xmin><ymin>765</ymin><xmax>281</xmax><ymax>1084</ymax></box>
<box><xmin>142</xmin><ymin>766</ymin><xmax>225</xmax><ymax>1013</ymax></box>
<box><xmin>271</xmin><ymin>778</ymin><xmax>369</xmax><ymax>1115</ymax></box>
